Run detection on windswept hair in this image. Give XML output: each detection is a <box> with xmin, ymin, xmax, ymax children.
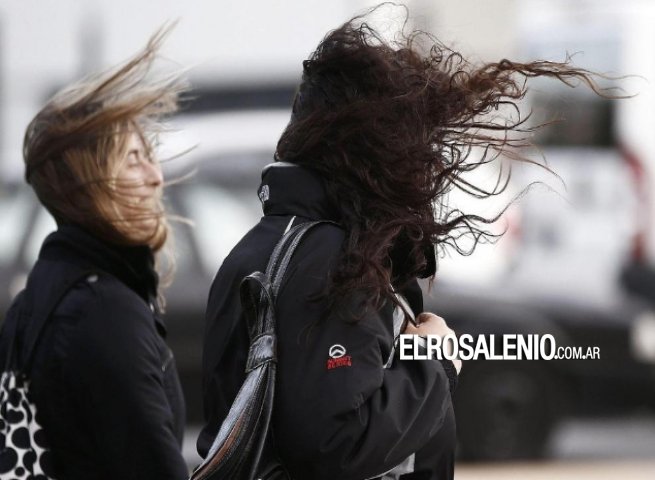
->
<box><xmin>23</xmin><ymin>26</ymin><xmax>186</xmax><ymax>252</ymax></box>
<box><xmin>276</xmin><ymin>6</ymin><xmax>614</xmax><ymax>310</ymax></box>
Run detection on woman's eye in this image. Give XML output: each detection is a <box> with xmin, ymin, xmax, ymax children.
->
<box><xmin>127</xmin><ymin>151</ymin><xmax>141</xmax><ymax>166</ymax></box>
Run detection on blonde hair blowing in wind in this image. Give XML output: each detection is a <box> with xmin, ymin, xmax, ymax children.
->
<box><xmin>23</xmin><ymin>25</ymin><xmax>187</xmax><ymax>253</ymax></box>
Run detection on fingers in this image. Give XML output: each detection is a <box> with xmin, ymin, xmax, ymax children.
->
<box><xmin>404</xmin><ymin>322</ymin><xmax>421</xmax><ymax>335</ymax></box>
<box><xmin>416</xmin><ymin>312</ymin><xmax>445</xmax><ymax>326</ymax></box>
<box><xmin>401</xmin><ymin>311</ymin><xmax>463</xmax><ymax>374</ymax></box>
<box><xmin>407</xmin><ymin>312</ymin><xmax>452</xmax><ymax>338</ymax></box>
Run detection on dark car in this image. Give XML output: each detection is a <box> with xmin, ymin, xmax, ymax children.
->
<box><xmin>1</xmin><ymin>110</ymin><xmax>654</xmax><ymax>461</ymax></box>
<box><xmin>426</xmin><ymin>280</ymin><xmax>655</xmax><ymax>459</ymax></box>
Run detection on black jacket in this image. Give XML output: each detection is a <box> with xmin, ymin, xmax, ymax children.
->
<box><xmin>198</xmin><ymin>164</ymin><xmax>456</xmax><ymax>480</ymax></box>
<box><xmin>0</xmin><ymin>226</ymin><xmax>188</xmax><ymax>480</ymax></box>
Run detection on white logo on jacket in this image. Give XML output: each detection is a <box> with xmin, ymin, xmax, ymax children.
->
<box><xmin>328</xmin><ymin>344</ymin><xmax>346</xmax><ymax>359</ymax></box>
<box><xmin>258</xmin><ymin>185</ymin><xmax>270</xmax><ymax>203</ymax></box>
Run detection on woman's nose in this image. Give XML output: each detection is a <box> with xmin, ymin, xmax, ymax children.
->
<box><xmin>145</xmin><ymin>161</ymin><xmax>163</xmax><ymax>187</ymax></box>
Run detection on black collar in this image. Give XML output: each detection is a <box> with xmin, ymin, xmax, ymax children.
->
<box><xmin>258</xmin><ymin>162</ymin><xmax>436</xmax><ymax>279</ymax></box>
<box><xmin>257</xmin><ymin>162</ymin><xmax>340</xmax><ymax>221</ymax></box>
<box><xmin>38</xmin><ymin>225</ymin><xmax>159</xmax><ymax>305</ymax></box>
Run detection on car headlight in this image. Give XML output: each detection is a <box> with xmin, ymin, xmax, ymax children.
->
<box><xmin>631</xmin><ymin>311</ymin><xmax>655</xmax><ymax>363</ymax></box>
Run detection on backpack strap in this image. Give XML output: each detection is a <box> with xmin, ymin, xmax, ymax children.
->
<box><xmin>7</xmin><ymin>260</ymin><xmax>95</xmax><ymax>376</ymax></box>
<box><xmin>244</xmin><ymin>220</ymin><xmax>337</xmax><ymax>339</ymax></box>
<box><xmin>2</xmin><ymin>291</ymin><xmax>26</xmax><ymax>371</ymax></box>
<box><xmin>191</xmin><ymin>219</ymin><xmax>337</xmax><ymax>480</ymax></box>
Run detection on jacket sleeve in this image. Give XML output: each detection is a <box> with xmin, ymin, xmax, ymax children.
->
<box><xmin>272</xmin><ymin>233</ymin><xmax>453</xmax><ymax>480</ymax></box>
<box><xmin>63</xmin><ymin>282</ymin><xmax>188</xmax><ymax>480</ymax></box>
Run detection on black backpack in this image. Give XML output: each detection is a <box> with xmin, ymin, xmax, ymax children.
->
<box><xmin>191</xmin><ymin>221</ymin><xmax>333</xmax><ymax>480</ymax></box>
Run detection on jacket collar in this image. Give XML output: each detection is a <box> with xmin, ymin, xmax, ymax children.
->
<box><xmin>38</xmin><ymin>225</ymin><xmax>159</xmax><ymax>306</ymax></box>
<box><xmin>257</xmin><ymin>162</ymin><xmax>340</xmax><ymax>221</ymax></box>
<box><xmin>259</xmin><ymin>162</ymin><xmax>437</xmax><ymax>279</ymax></box>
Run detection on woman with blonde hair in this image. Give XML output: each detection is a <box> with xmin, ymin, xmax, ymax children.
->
<box><xmin>0</xmin><ymin>29</ymin><xmax>188</xmax><ymax>479</ymax></box>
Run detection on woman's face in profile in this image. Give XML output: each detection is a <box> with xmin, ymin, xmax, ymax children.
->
<box><xmin>113</xmin><ymin>131</ymin><xmax>163</xmax><ymax>237</ymax></box>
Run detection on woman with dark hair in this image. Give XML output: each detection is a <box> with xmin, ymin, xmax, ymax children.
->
<box><xmin>198</xmin><ymin>9</ymin><xmax>605</xmax><ymax>480</ymax></box>
<box><xmin>0</xmin><ymin>30</ymin><xmax>189</xmax><ymax>479</ymax></box>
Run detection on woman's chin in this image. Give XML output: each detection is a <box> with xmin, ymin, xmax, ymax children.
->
<box><xmin>116</xmin><ymin>217</ymin><xmax>161</xmax><ymax>247</ymax></box>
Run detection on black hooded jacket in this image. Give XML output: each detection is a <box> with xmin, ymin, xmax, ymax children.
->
<box><xmin>0</xmin><ymin>225</ymin><xmax>188</xmax><ymax>480</ymax></box>
<box><xmin>198</xmin><ymin>163</ymin><xmax>456</xmax><ymax>480</ymax></box>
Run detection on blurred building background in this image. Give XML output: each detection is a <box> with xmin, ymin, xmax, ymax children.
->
<box><xmin>1</xmin><ymin>0</ymin><xmax>655</xmax><ymax>478</ymax></box>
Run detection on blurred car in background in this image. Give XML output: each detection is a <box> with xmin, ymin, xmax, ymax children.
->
<box><xmin>1</xmin><ymin>106</ymin><xmax>655</xmax><ymax>462</ymax></box>
<box><xmin>507</xmin><ymin>93</ymin><xmax>646</xmax><ymax>309</ymax></box>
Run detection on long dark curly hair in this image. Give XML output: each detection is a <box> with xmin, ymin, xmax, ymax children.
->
<box><xmin>275</xmin><ymin>6</ymin><xmax>614</xmax><ymax>310</ymax></box>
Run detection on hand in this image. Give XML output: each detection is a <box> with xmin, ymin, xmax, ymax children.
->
<box><xmin>404</xmin><ymin>312</ymin><xmax>462</xmax><ymax>374</ymax></box>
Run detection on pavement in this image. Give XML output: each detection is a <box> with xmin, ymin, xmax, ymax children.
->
<box><xmin>455</xmin><ymin>461</ymin><xmax>655</xmax><ymax>479</ymax></box>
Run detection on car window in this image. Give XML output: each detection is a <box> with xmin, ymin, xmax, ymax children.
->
<box><xmin>178</xmin><ymin>183</ymin><xmax>262</xmax><ymax>275</ymax></box>
<box><xmin>0</xmin><ymin>189</ymin><xmax>33</xmax><ymax>266</ymax></box>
